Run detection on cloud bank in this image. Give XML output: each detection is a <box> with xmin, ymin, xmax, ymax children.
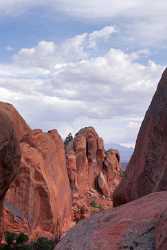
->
<box><xmin>0</xmin><ymin>0</ymin><xmax>167</xmax><ymax>47</ymax></box>
<box><xmin>0</xmin><ymin>26</ymin><xmax>164</xmax><ymax>146</ymax></box>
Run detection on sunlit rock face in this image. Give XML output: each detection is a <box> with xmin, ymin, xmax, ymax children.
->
<box><xmin>65</xmin><ymin>127</ymin><xmax>121</xmax><ymax>196</ymax></box>
<box><xmin>65</xmin><ymin>127</ymin><xmax>122</xmax><ymax>221</ymax></box>
<box><xmin>1</xmin><ymin>102</ymin><xmax>121</xmax><ymax>240</ymax></box>
<box><xmin>0</xmin><ymin>104</ymin><xmax>21</xmax><ymax>241</ymax></box>
<box><xmin>0</xmin><ymin>102</ymin><xmax>31</xmax><ymax>141</ymax></box>
<box><xmin>4</xmin><ymin>129</ymin><xmax>72</xmax><ymax>239</ymax></box>
<box><xmin>1</xmin><ymin>102</ymin><xmax>72</xmax><ymax>240</ymax></box>
<box><xmin>113</xmin><ymin>68</ymin><xmax>167</xmax><ymax>206</ymax></box>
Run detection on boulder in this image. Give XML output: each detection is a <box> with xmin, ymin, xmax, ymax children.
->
<box><xmin>55</xmin><ymin>191</ymin><xmax>167</xmax><ymax>250</ymax></box>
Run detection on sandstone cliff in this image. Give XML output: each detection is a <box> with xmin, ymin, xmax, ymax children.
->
<box><xmin>0</xmin><ymin>103</ymin><xmax>72</xmax><ymax>240</ymax></box>
<box><xmin>114</xmin><ymin>68</ymin><xmax>167</xmax><ymax>206</ymax></box>
<box><xmin>1</xmin><ymin>103</ymin><xmax>121</xmax><ymax>240</ymax></box>
<box><xmin>4</xmin><ymin>129</ymin><xmax>72</xmax><ymax>239</ymax></box>
<box><xmin>0</xmin><ymin>102</ymin><xmax>31</xmax><ymax>141</ymax></box>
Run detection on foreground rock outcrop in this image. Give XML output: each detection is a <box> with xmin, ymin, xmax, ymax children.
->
<box><xmin>0</xmin><ymin>103</ymin><xmax>72</xmax><ymax>240</ymax></box>
<box><xmin>114</xmin><ymin>68</ymin><xmax>167</xmax><ymax>206</ymax></box>
<box><xmin>0</xmin><ymin>105</ymin><xmax>21</xmax><ymax>240</ymax></box>
<box><xmin>4</xmin><ymin>129</ymin><xmax>72</xmax><ymax>239</ymax></box>
<box><xmin>65</xmin><ymin>128</ymin><xmax>121</xmax><ymax>221</ymax></box>
<box><xmin>55</xmin><ymin>191</ymin><xmax>167</xmax><ymax>250</ymax></box>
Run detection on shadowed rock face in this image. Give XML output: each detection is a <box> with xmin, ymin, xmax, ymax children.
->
<box><xmin>0</xmin><ymin>107</ymin><xmax>21</xmax><ymax>240</ymax></box>
<box><xmin>114</xmin><ymin>68</ymin><xmax>167</xmax><ymax>206</ymax></box>
<box><xmin>55</xmin><ymin>192</ymin><xmax>167</xmax><ymax>250</ymax></box>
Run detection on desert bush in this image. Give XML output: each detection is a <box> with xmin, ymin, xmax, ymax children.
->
<box><xmin>0</xmin><ymin>232</ymin><xmax>55</xmax><ymax>250</ymax></box>
<box><xmin>90</xmin><ymin>200</ymin><xmax>103</xmax><ymax>209</ymax></box>
<box><xmin>32</xmin><ymin>237</ymin><xmax>54</xmax><ymax>250</ymax></box>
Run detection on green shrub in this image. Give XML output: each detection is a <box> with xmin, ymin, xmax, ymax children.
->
<box><xmin>1</xmin><ymin>232</ymin><xmax>55</xmax><ymax>250</ymax></box>
<box><xmin>16</xmin><ymin>233</ymin><xmax>29</xmax><ymax>245</ymax></box>
<box><xmin>90</xmin><ymin>200</ymin><xmax>103</xmax><ymax>209</ymax></box>
<box><xmin>4</xmin><ymin>231</ymin><xmax>16</xmax><ymax>246</ymax></box>
<box><xmin>120</xmin><ymin>169</ymin><xmax>127</xmax><ymax>177</ymax></box>
<box><xmin>64</xmin><ymin>133</ymin><xmax>73</xmax><ymax>145</ymax></box>
<box><xmin>32</xmin><ymin>237</ymin><xmax>54</xmax><ymax>250</ymax></box>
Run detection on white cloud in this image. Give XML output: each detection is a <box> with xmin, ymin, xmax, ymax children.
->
<box><xmin>1</xmin><ymin>0</ymin><xmax>166</xmax><ymax>21</ymax></box>
<box><xmin>0</xmin><ymin>26</ymin><xmax>164</xmax><ymax>146</ymax></box>
<box><xmin>0</xmin><ymin>1</ymin><xmax>167</xmax><ymax>47</ymax></box>
<box><xmin>0</xmin><ymin>0</ymin><xmax>138</xmax><ymax>17</ymax></box>
<box><xmin>14</xmin><ymin>26</ymin><xmax>115</xmax><ymax>68</ymax></box>
<box><xmin>87</xmin><ymin>26</ymin><xmax>116</xmax><ymax>48</ymax></box>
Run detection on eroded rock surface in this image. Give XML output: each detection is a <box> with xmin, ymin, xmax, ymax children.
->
<box><xmin>65</xmin><ymin>127</ymin><xmax>122</xmax><ymax>222</ymax></box>
<box><xmin>0</xmin><ymin>102</ymin><xmax>31</xmax><ymax>141</ymax></box>
<box><xmin>4</xmin><ymin>129</ymin><xmax>72</xmax><ymax>239</ymax></box>
<box><xmin>114</xmin><ymin>68</ymin><xmax>167</xmax><ymax>206</ymax></box>
<box><xmin>1</xmin><ymin>102</ymin><xmax>121</xmax><ymax>240</ymax></box>
<box><xmin>55</xmin><ymin>192</ymin><xmax>167</xmax><ymax>250</ymax></box>
<box><xmin>0</xmin><ymin>102</ymin><xmax>72</xmax><ymax>240</ymax></box>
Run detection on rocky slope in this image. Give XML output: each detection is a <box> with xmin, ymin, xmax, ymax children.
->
<box><xmin>114</xmin><ymin>68</ymin><xmax>167</xmax><ymax>206</ymax></box>
<box><xmin>55</xmin><ymin>191</ymin><xmax>167</xmax><ymax>250</ymax></box>
<box><xmin>0</xmin><ymin>105</ymin><xmax>21</xmax><ymax>240</ymax></box>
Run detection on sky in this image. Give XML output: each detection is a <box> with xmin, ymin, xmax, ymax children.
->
<box><xmin>0</xmin><ymin>0</ymin><xmax>166</xmax><ymax>148</ymax></box>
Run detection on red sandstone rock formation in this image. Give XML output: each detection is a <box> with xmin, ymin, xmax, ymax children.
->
<box><xmin>0</xmin><ymin>102</ymin><xmax>31</xmax><ymax>141</ymax></box>
<box><xmin>1</xmin><ymin>102</ymin><xmax>121</xmax><ymax>240</ymax></box>
<box><xmin>0</xmin><ymin>102</ymin><xmax>72</xmax><ymax>240</ymax></box>
<box><xmin>114</xmin><ymin>68</ymin><xmax>167</xmax><ymax>206</ymax></box>
<box><xmin>65</xmin><ymin>127</ymin><xmax>122</xmax><ymax>221</ymax></box>
<box><xmin>65</xmin><ymin>127</ymin><xmax>121</xmax><ymax>196</ymax></box>
<box><xmin>4</xmin><ymin>129</ymin><xmax>72</xmax><ymax>239</ymax></box>
<box><xmin>55</xmin><ymin>191</ymin><xmax>167</xmax><ymax>250</ymax></box>
<box><xmin>0</xmin><ymin>106</ymin><xmax>21</xmax><ymax>241</ymax></box>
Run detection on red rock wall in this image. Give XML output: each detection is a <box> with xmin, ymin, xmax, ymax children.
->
<box><xmin>65</xmin><ymin>127</ymin><xmax>122</xmax><ymax>222</ymax></box>
<box><xmin>0</xmin><ymin>103</ymin><xmax>72</xmax><ymax>240</ymax></box>
<box><xmin>65</xmin><ymin>127</ymin><xmax>121</xmax><ymax>197</ymax></box>
<box><xmin>4</xmin><ymin>129</ymin><xmax>72</xmax><ymax>239</ymax></box>
<box><xmin>0</xmin><ymin>102</ymin><xmax>121</xmax><ymax>240</ymax></box>
<box><xmin>0</xmin><ymin>102</ymin><xmax>31</xmax><ymax>141</ymax></box>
